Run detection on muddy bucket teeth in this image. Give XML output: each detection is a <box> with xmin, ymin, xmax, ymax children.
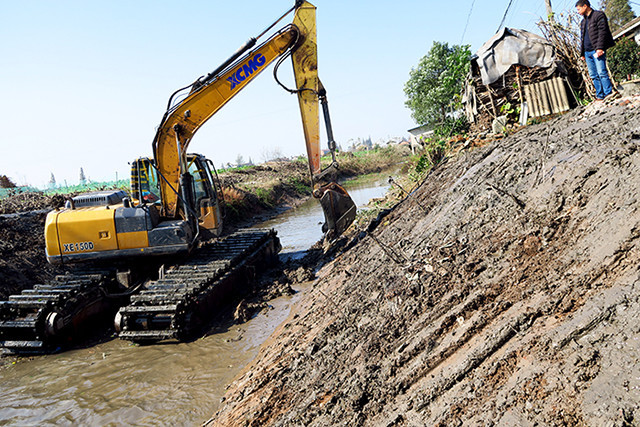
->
<box><xmin>319</xmin><ymin>185</ymin><xmax>357</xmax><ymax>238</ymax></box>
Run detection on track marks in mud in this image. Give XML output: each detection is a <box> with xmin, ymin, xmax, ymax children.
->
<box><xmin>213</xmin><ymin>98</ymin><xmax>640</xmax><ymax>426</ymax></box>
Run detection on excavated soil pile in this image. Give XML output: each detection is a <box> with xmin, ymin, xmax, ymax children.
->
<box><xmin>0</xmin><ymin>194</ymin><xmax>68</xmax><ymax>299</ymax></box>
<box><xmin>212</xmin><ymin>96</ymin><xmax>640</xmax><ymax>426</ymax></box>
<box><xmin>218</xmin><ymin>161</ymin><xmax>309</xmax><ymax>188</ymax></box>
<box><xmin>0</xmin><ymin>212</ymin><xmax>65</xmax><ymax>300</ymax></box>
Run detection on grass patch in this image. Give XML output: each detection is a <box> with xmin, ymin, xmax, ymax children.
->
<box><xmin>286</xmin><ymin>176</ymin><xmax>312</xmax><ymax>195</ymax></box>
<box><xmin>254</xmin><ymin>187</ymin><xmax>275</xmax><ymax>207</ymax></box>
<box><xmin>322</xmin><ymin>145</ymin><xmax>408</xmax><ymax>178</ymax></box>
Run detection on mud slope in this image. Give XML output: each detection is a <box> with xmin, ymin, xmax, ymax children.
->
<box><xmin>212</xmin><ymin>97</ymin><xmax>640</xmax><ymax>426</ymax></box>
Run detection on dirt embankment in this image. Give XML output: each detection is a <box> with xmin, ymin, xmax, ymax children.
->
<box><xmin>0</xmin><ymin>212</ymin><xmax>65</xmax><ymax>300</ymax></box>
<box><xmin>211</xmin><ymin>96</ymin><xmax>640</xmax><ymax>426</ymax></box>
<box><xmin>0</xmin><ymin>192</ymin><xmax>67</xmax><ymax>299</ymax></box>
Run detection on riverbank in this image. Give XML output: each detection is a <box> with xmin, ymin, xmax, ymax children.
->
<box><xmin>217</xmin><ymin>146</ymin><xmax>407</xmax><ymax>228</ymax></box>
<box><xmin>211</xmin><ymin>95</ymin><xmax>640</xmax><ymax>425</ymax></box>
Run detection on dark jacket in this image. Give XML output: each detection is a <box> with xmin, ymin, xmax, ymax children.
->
<box><xmin>580</xmin><ymin>9</ymin><xmax>615</xmax><ymax>56</ymax></box>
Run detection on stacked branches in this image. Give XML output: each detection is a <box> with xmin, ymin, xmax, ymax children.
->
<box><xmin>538</xmin><ymin>13</ymin><xmax>595</xmax><ymax>100</ymax></box>
<box><xmin>466</xmin><ymin>14</ymin><xmax>594</xmax><ymax>132</ymax></box>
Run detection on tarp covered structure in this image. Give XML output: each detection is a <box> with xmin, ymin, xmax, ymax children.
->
<box><xmin>474</xmin><ymin>28</ymin><xmax>556</xmax><ymax>85</ymax></box>
<box><xmin>463</xmin><ymin>27</ymin><xmax>568</xmax><ymax>131</ymax></box>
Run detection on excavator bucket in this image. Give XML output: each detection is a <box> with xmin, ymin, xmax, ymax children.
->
<box><xmin>319</xmin><ymin>183</ymin><xmax>357</xmax><ymax>238</ymax></box>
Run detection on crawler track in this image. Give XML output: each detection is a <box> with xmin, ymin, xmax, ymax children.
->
<box><xmin>0</xmin><ymin>229</ymin><xmax>280</xmax><ymax>353</ymax></box>
<box><xmin>116</xmin><ymin>228</ymin><xmax>280</xmax><ymax>342</ymax></box>
<box><xmin>0</xmin><ymin>270</ymin><xmax>122</xmax><ymax>353</ymax></box>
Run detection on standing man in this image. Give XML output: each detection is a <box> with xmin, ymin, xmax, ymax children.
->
<box><xmin>576</xmin><ymin>0</ymin><xmax>616</xmax><ymax>100</ymax></box>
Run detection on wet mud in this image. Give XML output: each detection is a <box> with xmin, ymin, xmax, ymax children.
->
<box><xmin>211</xmin><ymin>96</ymin><xmax>640</xmax><ymax>425</ymax></box>
<box><xmin>0</xmin><ymin>211</ymin><xmax>64</xmax><ymax>300</ymax></box>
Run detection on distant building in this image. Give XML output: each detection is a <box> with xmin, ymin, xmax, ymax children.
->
<box><xmin>378</xmin><ymin>136</ymin><xmax>404</xmax><ymax>146</ymax></box>
<box><xmin>613</xmin><ymin>16</ymin><xmax>640</xmax><ymax>44</ymax></box>
<box><xmin>407</xmin><ymin>124</ymin><xmax>434</xmax><ymax>154</ymax></box>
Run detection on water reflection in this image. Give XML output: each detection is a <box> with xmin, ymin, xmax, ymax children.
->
<box><xmin>257</xmin><ymin>174</ymin><xmax>390</xmax><ymax>260</ymax></box>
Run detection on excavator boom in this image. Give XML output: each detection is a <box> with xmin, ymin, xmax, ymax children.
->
<box><xmin>153</xmin><ymin>1</ymin><xmax>356</xmax><ymax>237</ymax></box>
<box><xmin>154</xmin><ymin>28</ymin><xmax>298</xmax><ymax>218</ymax></box>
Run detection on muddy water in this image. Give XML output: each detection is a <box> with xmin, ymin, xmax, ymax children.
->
<box><xmin>0</xmin><ymin>174</ymin><xmax>390</xmax><ymax>425</ymax></box>
<box><xmin>259</xmin><ymin>173</ymin><xmax>391</xmax><ymax>261</ymax></box>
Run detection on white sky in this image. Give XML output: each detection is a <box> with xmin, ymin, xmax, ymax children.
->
<box><xmin>2</xmin><ymin>0</ymin><xmax>638</xmax><ymax>188</ymax></box>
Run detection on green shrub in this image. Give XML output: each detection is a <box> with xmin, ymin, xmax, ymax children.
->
<box><xmin>433</xmin><ymin>116</ymin><xmax>469</xmax><ymax>139</ymax></box>
<box><xmin>287</xmin><ymin>176</ymin><xmax>311</xmax><ymax>195</ymax></box>
<box><xmin>609</xmin><ymin>37</ymin><xmax>640</xmax><ymax>81</ymax></box>
<box><xmin>426</xmin><ymin>139</ymin><xmax>448</xmax><ymax>166</ymax></box>
<box><xmin>254</xmin><ymin>187</ymin><xmax>274</xmax><ymax>207</ymax></box>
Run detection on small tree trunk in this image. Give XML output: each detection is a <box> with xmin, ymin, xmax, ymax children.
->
<box><xmin>545</xmin><ymin>0</ymin><xmax>555</xmax><ymax>23</ymax></box>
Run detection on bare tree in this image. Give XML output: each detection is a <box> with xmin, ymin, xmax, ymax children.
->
<box><xmin>538</xmin><ymin>12</ymin><xmax>595</xmax><ymax>100</ymax></box>
<box><xmin>260</xmin><ymin>147</ymin><xmax>284</xmax><ymax>163</ymax></box>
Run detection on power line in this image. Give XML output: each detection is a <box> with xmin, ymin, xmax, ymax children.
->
<box><xmin>460</xmin><ymin>0</ymin><xmax>477</xmax><ymax>44</ymax></box>
<box><xmin>497</xmin><ymin>0</ymin><xmax>516</xmax><ymax>33</ymax></box>
<box><xmin>503</xmin><ymin>0</ymin><xmax>524</xmax><ymax>29</ymax></box>
<box><xmin>519</xmin><ymin>2</ymin><xmax>547</xmax><ymax>34</ymax></box>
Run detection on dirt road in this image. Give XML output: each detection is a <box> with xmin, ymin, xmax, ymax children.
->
<box><xmin>211</xmin><ymin>96</ymin><xmax>640</xmax><ymax>425</ymax></box>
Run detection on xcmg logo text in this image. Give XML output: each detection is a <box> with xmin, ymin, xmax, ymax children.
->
<box><xmin>227</xmin><ymin>53</ymin><xmax>266</xmax><ymax>90</ymax></box>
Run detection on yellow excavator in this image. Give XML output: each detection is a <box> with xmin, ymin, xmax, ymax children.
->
<box><xmin>46</xmin><ymin>0</ymin><xmax>354</xmax><ymax>265</ymax></box>
<box><xmin>0</xmin><ymin>1</ymin><xmax>356</xmax><ymax>352</ymax></box>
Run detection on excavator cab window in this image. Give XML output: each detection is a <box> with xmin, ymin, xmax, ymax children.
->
<box><xmin>187</xmin><ymin>155</ymin><xmax>222</xmax><ymax>235</ymax></box>
<box><xmin>187</xmin><ymin>156</ymin><xmax>214</xmax><ymax>210</ymax></box>
<box><xmin>203</xmin><ymin>159</ymin><xmax>221</xmax><ymax>201</ymax></box>
<box><xmin>131</xmin><ymin>158</ymin><xmax>161</xmax><ymax>204</ymax></box>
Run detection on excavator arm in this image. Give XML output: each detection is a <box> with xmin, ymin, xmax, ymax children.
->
<box><xmin>153</xmin><ymin>28</ymin><xmax>298</xmax><ymax>218</ymax></box>
<box><xmin>152</xmin><ymin>1</ymin><xmax>356</xmax><ymax>237</ymax></box>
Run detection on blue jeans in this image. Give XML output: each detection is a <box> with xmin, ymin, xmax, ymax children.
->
<box><xmin>584</xmin><ymin>50</ymin><xmax>613</xmax><ymax>99</ymax></box>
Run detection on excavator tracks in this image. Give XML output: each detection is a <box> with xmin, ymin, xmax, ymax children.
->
<box><xmin>0</xmin><ymin>270</ymin><xmax>121</xmax><ymax>354</ymax></box>
<box><xmin>116</xmin><ymin>228</ymin><xmax>280</xmax><ymax>343</ymax></box>
<box><xmin>0</xmin><ymin>229</ymin><xmax>279</xmax><ymax>354</ymax></box>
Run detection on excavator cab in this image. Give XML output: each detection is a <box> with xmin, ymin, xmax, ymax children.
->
<box><xmin>186</xmin><ymin>155</ymin><xmax>223</xmax><ymax>238</ymax></box>
<box><xmin>130</xmin><ymin>155</ymin><xmax>223</xmax><ymax>239</ymax></box>
<box><xmin>130</xmin><ymin>158</ymin><xmax>161</xmax><ymax>205</ymax></box>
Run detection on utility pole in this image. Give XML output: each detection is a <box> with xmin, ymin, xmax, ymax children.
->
<box><xmin>545</xmin><ymin>0</ymin><xmax>555</xmax><ymax>23</ymax></box>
